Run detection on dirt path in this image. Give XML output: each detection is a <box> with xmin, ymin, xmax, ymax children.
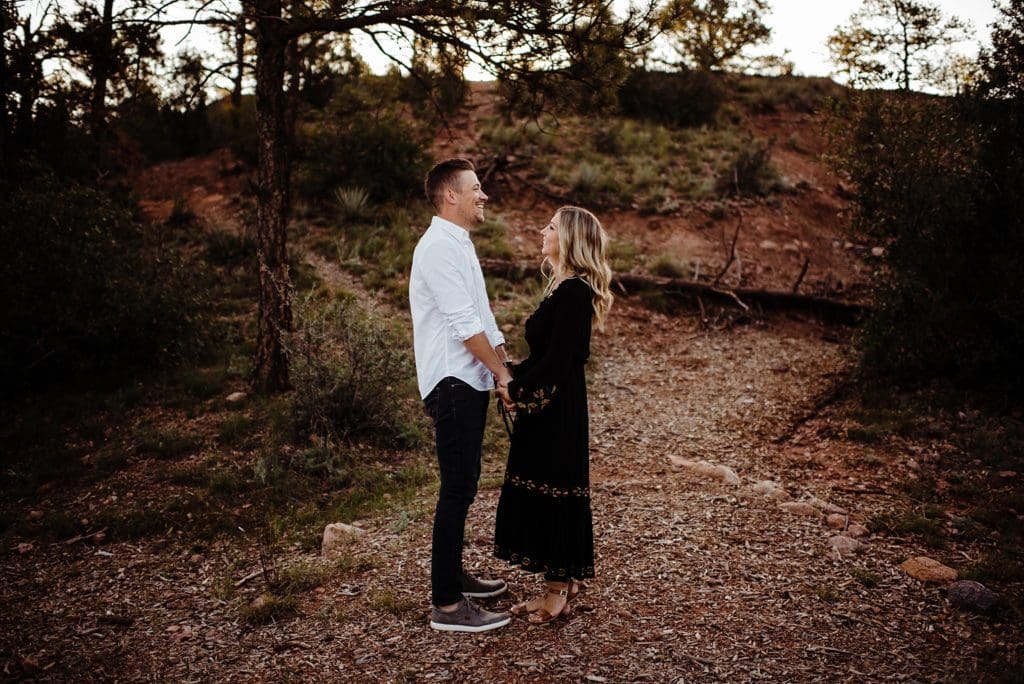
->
<box><xmin>1</xmin><ymin>299</ymin><xmax>1008</xmax><ymax>682</ymax></box>
<box><xmin>3</xmin><ymin>144</ymin><xmax>1016</xmax><ymax>681</ymax></box>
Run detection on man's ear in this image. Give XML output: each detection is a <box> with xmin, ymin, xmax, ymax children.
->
<box><xmin>443</xmin><ymin>185</ymin><xmax>458</xmax><ymax>205</ymax></box>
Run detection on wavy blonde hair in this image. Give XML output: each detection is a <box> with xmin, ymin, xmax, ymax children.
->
<box><xmin>543</xmin><ymin>205</ymin><xmax>614</xmax><ymax>331</ymax></box>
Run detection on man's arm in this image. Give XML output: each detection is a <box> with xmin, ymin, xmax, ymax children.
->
<box><xmin>464</xmin><ymin>333</ymin><xmax>512</xmax><ymax>386</ymax></box>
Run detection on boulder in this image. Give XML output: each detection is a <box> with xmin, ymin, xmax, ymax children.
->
<box><xmin>844</xmin><ymin>523</ymin><xmax>869</xmax><ymax>539</ymax></box>
<box><xmin>826</xmin><ymin>513</ymin><xmax>848</xmax><ymax>529</ymax></box>
<box><xmin>752</xmin><ymin>480</ymin><xmax>792</xmax><ymax>502</ymax></box>
<box><xmin>947</xmin><ymin>580</ymin><xmax>1000</xmax><ymax>613</ymax></box>
<box><xmin>804</xmin><ymin>495</ymin><xmax>847</xmax><ymax>515</ymax></box>
<box><xmin>226</xmin><ymin>391</ymin><xmax>247</xmax><ymax>403</ymax></box>
<box><xmin>778</xmin><ymin>502</ymin><xmax>817</xmax><ymax>516</ymax></box>
<box><xmin>322</xmin><ymin>522</ymin><xmax>366</xmax><ymax>558</ymax></box>
<box><xmin>828</xmin><ymin>535</ymin><xmax>863</xmax><ymax>556</ymax></box>
<box><xmin>900</xmin><ymin>557</ymin><xmax>957</xmax><ymax>583</ymax></box>
<box><xmin>668</xmin><ymin>456</ymin><xmax>741</xmax><ymax>485</ymax></box>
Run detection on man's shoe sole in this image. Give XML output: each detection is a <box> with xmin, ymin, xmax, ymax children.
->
<box><xmin>462</xmin><ymin>585</ymin><xmax>507</xmax><ymax>599</ymax></box>
<box><xmin>429</xmin><ymin>615</ymin><xmax>511</xmax><ymax>633</ymax></box>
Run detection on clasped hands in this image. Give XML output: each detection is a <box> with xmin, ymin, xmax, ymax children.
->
<box><xmin>494</xmin><ymin>372</ymin><xmax>514</xmax><ymax>411</ymax></box>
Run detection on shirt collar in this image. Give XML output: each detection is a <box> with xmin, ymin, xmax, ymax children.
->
<box><xmin>431</xmin><ymin>215</ymin><xmax>472</xmax><ymax>244</ymax></box>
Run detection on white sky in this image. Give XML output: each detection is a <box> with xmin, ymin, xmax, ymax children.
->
<box><xmin>759</xmin><ymin>0</ymin><xmax>999</xmax><ymax>78</ymax></box>
<box><xmin>32</xmin><ymin>0</ymin><xmax>1004</xmax><ymax>86</ymax></box>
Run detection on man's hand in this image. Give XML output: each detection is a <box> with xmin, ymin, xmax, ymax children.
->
<box><xmin>495</xmin><ymin>382</ymin><xmax>513</xmax><ymax>410</ymax></box>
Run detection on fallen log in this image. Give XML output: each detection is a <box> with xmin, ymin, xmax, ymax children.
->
<box><xmin>478</xmin><ymin>258</ymin><xmax>867</xmax><ymax>325</ymax></box>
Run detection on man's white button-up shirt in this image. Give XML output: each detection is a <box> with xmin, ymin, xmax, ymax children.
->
<box><xmin>410</xmin><ymin>216</ymin><xmax>505</xmax><ymax>399</ymax></box>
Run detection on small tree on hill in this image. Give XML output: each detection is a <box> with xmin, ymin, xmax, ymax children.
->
<box><xmin>657</xmin><ymin>0</ymin><xmax>772</xmax><ymax>71</ymax></box>
<box><xmin>827</xmin><ymin>0</ymin><xmax>972</xmax><ymax>91</ymax></box>
<box><xmin>978</xmin><ymin>0</ymin><xmax>1024</xmax><ymax>100</ymax></box>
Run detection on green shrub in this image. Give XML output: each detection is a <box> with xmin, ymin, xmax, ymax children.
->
<box><xmin>208</xmin><ymin>95</ymin><xmax>258</xmax><ymax>165</ymax></box>
<box><xmin>650</xmin><ymin>254</ymin><xmax>687</xmax><ymax>279</ymax></box>
<box><xmin>618</xmin><ymin>69</ymin><xmax>725</xmax><ymax>127</ymax></box>
<box><xmin>293</xmin><ymin>112</ymin><xmax>428</xmax><ymax>205</ymax></box>
<box><xmin>0</xmin><ymin>160</ymin><xmax>210</xmax><ymax>392</ymax></box>
<box><xmin>716</xmin><ymin>136</ymin><xmax>778</xmax><ymax>196</ymax></box>
<box><xmin>833</xmin><ymin>92</ymin><xmax>1024</xmax><ymax>399</ymax></box>
<box><xmin>333</xmin><ymin>186</ymin><xmax>372</xmax><ymax>222</ymax></box>
<box><xmin>289</xmin><ymin>296</ymin><xmax>426</xmax><ymax>448</ymax></box>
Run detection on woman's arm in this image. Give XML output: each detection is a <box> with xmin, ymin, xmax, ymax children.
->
<box><xmin>507</xmin><ymin>280</ymin><xmax>591</xmax><ymax>413</ymax></box>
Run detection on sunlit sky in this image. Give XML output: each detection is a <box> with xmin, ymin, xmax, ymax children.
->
<box><xmin>345</xmin><ymin>0</ymin><xmax>1001</xmax><ymax>82</ymax></box>
<box><xmin>756</xmin><ymin>0</ymin><xmax>997</xmax><ymax>78</ymax></box>
<box><xmin>32</xmin><ymin>0</ymin><xmax>1004</xmax><ymax>86</ymax></box>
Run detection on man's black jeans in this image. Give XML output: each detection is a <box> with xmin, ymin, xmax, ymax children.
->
<box><xmin>424</xmin><ymin>376</ymin><xmax>490</xmax><ymax>606</ymax></box>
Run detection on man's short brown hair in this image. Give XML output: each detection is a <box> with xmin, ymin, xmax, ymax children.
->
<box><xmin>424</xmin><ymin>158</ymin><xmax>475</xmax><ymax>211</ymax></box>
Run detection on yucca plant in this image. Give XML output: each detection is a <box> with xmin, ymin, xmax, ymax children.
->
<box><xmin>333</xmin><ymin>186</ymin><xmax>371</xmax><ymax>222</ymax></box>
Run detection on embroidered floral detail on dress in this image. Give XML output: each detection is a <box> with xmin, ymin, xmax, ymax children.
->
<box><xmin>512</xmin><ymin>384</ymin><xmax>556</xmax><ymax>414</ymax></box>
<box><xmin>493</xmin><ymin>545</ymin><xmax>596</xmax><ymax>579</ymax></box>
<box><xmin>504</xmin><ymin>474</ymin><xmax>590</xmax><ymax>499</ymax></box>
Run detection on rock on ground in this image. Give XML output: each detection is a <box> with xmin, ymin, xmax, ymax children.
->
<box><xmin>321</xmin><ymin>522</ymin><xmax>366</xmax><ymax>558</ymax></box>
<box><xmin>901</xmin><ymin>557</ymin><xmax>957</xmax><ymax>583</ymax></box>
<box><xmin>947</xmin><ymin>580</ymin><xmax>1000</xmax><ymax>613</ymax></box>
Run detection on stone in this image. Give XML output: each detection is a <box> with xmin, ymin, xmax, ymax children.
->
<box><xmin>844</xmin><ymin>523</ymin><xmax>869</xmax><ymax>538</ymax></box>
<box><xmin>759</xmin><ymin>240</ymin><xmax>780</xmax><ymax>251</ymax></box>
<box><xmin>826</xmin><ymin>513</ymin><xmax>848</xmax><ymax>529</ymax></box>
<box><xmin>779</xmin><ymin>502</ymin><xmax>816</xmax><ymax>516</ymax></box>
<box><xmin>27</xmin><ymin>510</ymin><xmax>43</xmax><ymax>521</ymax></box>
<box><xmin>17</xmin><ymin>542</ymin><xmax>33</xmax><ymax>554</ymax></box>
<box><xmin>226</xmin><ymin>391</ymin><xmax>246</xmax><ymax>403</ymax></box>
<box><xmin>804</xmin><ymin>496</ymin><xmax>847</xmax><ymax>515</ymax></box>
<box><xmin>947</xmin><ymin>580</ymin><xmax>1000</xmax><ymax>613</ymax></box>
<box><xmin>322</xmin><ymin>522</ymin><xmax>367</xmax><ymax>558</ymax></box>
<box><xmin>752</xmin><ymin>480</ymin><xmax>792</xmax><ymax>502</ymax></box>
<box><xmin>871</xmin><ymin>246</ymin><xmax>886</xmax><ymax>257</ymax></box>
<box><xmin>828</xmin><ymin>535</ymin><xmax>863</xmax><ymax>555</ymax></box>
<box><xmin>901</xmin><ymin>557</ymin><xmax>957</xmax><ymax>583</ymax></box>
<box><xmin>668</xmin><ymin>456</ymin><xmax>741</xmax><ymax>485</ymax></box>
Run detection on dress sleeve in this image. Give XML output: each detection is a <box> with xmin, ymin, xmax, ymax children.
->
<box><xmin>508</xmin><ymin>280</ymin><xmax>592</xmax><ymax>414</ymax></box>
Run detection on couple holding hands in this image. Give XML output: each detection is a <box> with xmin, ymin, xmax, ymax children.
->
<box><xmin>409</xmin><ymin>158</ymin><xmax>613</xmax><ymax>632</ymax></box>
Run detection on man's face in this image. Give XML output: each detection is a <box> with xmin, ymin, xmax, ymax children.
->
<box><xmin>450</xmin><ymin>170</ymin><xmax>488</xmax><ymax>227</ymax></box>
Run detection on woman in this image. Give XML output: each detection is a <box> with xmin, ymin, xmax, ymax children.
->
<box><xmin>493</xmin><ymin>205</ymin><xmax>613</xmax><ymax>624</ymax></box>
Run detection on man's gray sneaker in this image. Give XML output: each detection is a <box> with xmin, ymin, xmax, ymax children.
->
<box><xmin>459</xmin><ymin>572</ymin><xmax>507</xmax><ymax>598</ymax></box>
<box><xmin>429</xmin><ymin>598</ymin><xmax>511</xmax><ymax>633</ymax></box>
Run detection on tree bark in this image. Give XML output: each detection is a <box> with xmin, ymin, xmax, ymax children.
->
<box><xmin>0</xmin><ymin>2</ymin><xmax>10</xmax><ymax>162</ymax></box>
<box><xmin>231</xmin><ymin>11</ymin><xmax>245</xmax><ymax>131</ymax></box>
<box><xmin>90</xmin><ymin>0</ymin><xmax>114</xmax><ymax>135</ymax></box>
<box><xmin>251</xmin><ymin>0</ymin><xmax>293</xmax><ymax>393</ymax></box>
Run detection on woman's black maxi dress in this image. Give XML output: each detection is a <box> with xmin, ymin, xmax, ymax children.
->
<box><xmin>494</xmin><ymin>277</ymin><xmax>595</xmax><ymax>580</ymax></box>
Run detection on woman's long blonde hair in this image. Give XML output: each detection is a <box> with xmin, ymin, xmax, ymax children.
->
<box><xmin>543</xmin><ymin>205</ymin><xmax>614</xmax><ymax>331</ymax></box>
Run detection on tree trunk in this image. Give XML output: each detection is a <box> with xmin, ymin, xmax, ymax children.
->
<box><xmin>251</xmin><ymin>0</ymin><xmax>293</xmax><ymax>393</ymax></box>
<box><xmin>232</xmin><ymin>11</ymin><xmax>244</xmax><ymax>131</ymax></box>
<box><xmin>284</xmin><ymin>29</ymin><xmax>300</xmax><ymax>150</ymax></box>
<box><xmin>0</xmin><ymin>2</ymin><xmax>10</xmax><ymax>163</ymax></box>
<box><xmin>90</xmin><ymin>0</ymin><xmax>114</xmax><ymax>135</ymax></box>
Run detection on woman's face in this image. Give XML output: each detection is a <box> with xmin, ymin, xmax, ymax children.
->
<box><xmin>541</xmin><ymin>214</ymin><xmax>560</xmax><ymax>263</ymax></box>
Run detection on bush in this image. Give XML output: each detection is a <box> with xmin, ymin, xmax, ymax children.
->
<box><xmin>0</xmin><ymin>160</ymin><xmax>210</xmax><ymax>391</ymax></box>
<box><xmin>733</xmin><ymin>75</ymin><xmax>843</xmax><ymax>115</ymax></box>
<box><xmin>293</xmin><ymin>112</ymin><xmax>429</xmax><ymax>206</ymax></box>
<box><xmin>618</xmin><ymin>69</ymin><xmax>725</xmax><ymax>127</ymax></box>
<box><xmin>289</xmin><ymin>296</ymin><xmax>426</xmax><ymax>448</ymax></box>
<box><xmin>833</xmin><ymin>92</ymin><xmax>1024</xmax><ymax>400</ymax></box>
<box><xmin>715</xmin><ymin>136</ymin><xmax>779</xmax><ymax>196</ymax></box>
<box><xmin>208</xmin><ymin>95</ymin><xmax>258</xmax><ymax>166</ymax></box>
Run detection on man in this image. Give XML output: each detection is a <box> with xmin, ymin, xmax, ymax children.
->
<box><xmin>410</xmin><ymin>158</ymin><xmax>513</xmax><ymax>633</ymax></box>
